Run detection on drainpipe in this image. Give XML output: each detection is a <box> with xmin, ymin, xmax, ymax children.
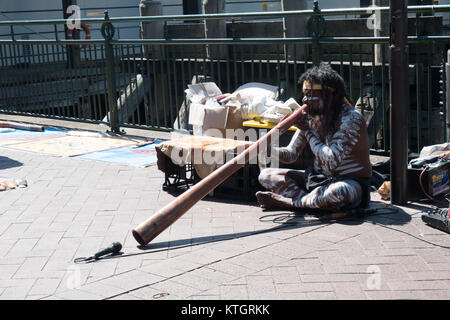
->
<box><xmin>389</xmin><ymin>0</ymin><xmax>408</xmax><ymax>205</ymax></box>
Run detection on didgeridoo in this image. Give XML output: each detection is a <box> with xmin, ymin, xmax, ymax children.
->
<box><xmin>0</xmin><ymin>121</ymin><xmax>44</xmax><ymax>132</ymax></box>
<box><xmin>132</xmin><ymin>103</ymin><xmax>308</xmax><ymax>246</ymax></box>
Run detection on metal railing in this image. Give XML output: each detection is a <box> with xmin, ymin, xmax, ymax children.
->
<box><xmin>1</xmin><ymin>2</ymin><xmax>450</xmax><ymax>155</ymax></box>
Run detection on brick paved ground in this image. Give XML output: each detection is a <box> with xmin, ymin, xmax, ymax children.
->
<box><xmin>0</xmin><ymin>122</ymin><xmax>449</xmax><ymax>301</ymax></box>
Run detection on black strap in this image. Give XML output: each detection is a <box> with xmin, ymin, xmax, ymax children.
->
<box><xmin>304</xmin><ymin>166</ymin><xmax>371</xmax><ymax>209</ymax></box>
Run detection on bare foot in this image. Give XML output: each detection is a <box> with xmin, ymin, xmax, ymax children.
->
<box><xmin>256</xmin><ymin>191</ymin><xmax>295</xmax><ymax>210</ymax></box>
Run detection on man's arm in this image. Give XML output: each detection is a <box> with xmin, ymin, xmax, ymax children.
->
<box><xmin>273</xmin><ymin>129</ymin><xmax>308</xmax><ymax>164</ymax></box>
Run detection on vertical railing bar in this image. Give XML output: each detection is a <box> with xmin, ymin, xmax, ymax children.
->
<box><xmin>194</xmin><ymin>53</ymin><xmax>199</xmax><ymax>84</ymax></box>
<box><xmin>187</xmin><ymin>55</ymin><xmax>192</xmax><ymax>87</ymax></box>
<box><xmin>93</xmin><ymin>44</ymin><xmax>102</xmax><ymax>121</ymax></box>
<box><xmin>49</xmin><ymin>42</ymin><xmax>59</xmax><ymax>117</ymax></box>
<box><xmin>44</xmin><ymin>43</ymin><xmax>54</xmax><ymax>117</ymax></box>
<box><xmin>1</xmin><ymin>44</ymin><xmax>11</xmax><ymax>111</ymax></box>
<box><xmin>293</xmin><ymin>44</ymin><xmax>298</xmax><ymax>100</ymax></box>
<box><xmin>210</xmin><ymin>47</ymin><xmax>215</xmax><ymax>83</ymax></box>
<box><xmin>416</xmin><ymin>44</ymin><xmax>422</xmax><ymax>153</ymax></box>
<box><xmin>6</xmin><ymin>44</ymin><xmax>15</xmax><ymax>112</ymax></box>
<box><xmin>115</xmin><ymin>45</ymin><xmax>123</xmax><ymax>123</ymax></box>
<box><xmin>226</xmin><ymin>45</ymin><xmax>231</xmax><ymax>93</ymax></box>
<box><xmin>251</xmin><ymin>45</ymin><xmax>255</xmax><ymax>83</ymax></box>
<box><xmin>160</xmin><ymin>45</ymin><xmax>168</xmax><ymax>128</ymax></box>
<box><xmin>0</xmin><ymin>45</ymin><xmax>7</xmax><ymax>110</ymax></box>
<box><xmin>132</xmin><ymin>45</ymin><xmax>142</xmax><ymax>126</ymax></box>
<box><xmin>349</xmin><ymin>44</ymin><xmax>353</xmax><ymax>102</ymax></box>
<box><xmin>67</xmin><ymin>46</ymin><xmax>77</xmax><ymax>118</ymax></box>
<box><xmin>19</xmin><ymin>42</ymin><xmax>29</xmax><ymax>114</ymax></box>
<box><xmin>233</xmin><ymin>45</ymin><xmax>238</xmax><ymax>90</ymax></box>
<box><xmin>50</xmin><ymin>42</ymin><xmax>62</xmax><ymax>117</ymax></box>
<box><xmin>140</xmin><ymin>47</ymin><xmax>149</xmax><ymax>127</ymax></box>
<box><xmin>125</xmin><ymin>44</ymin><xmax>134</xmax><ymax>124</ymax></box>
<box><xmin>442</xmin><ymin>49</ymin><xmax>447</xmax><ymax>141</ymax></box>
<box><xmin>13</xmin><ymin>44</ymin><xmax>26</xmax><ymax>113</ymax></box>
<box><xmin>266</xmin><ymin>44</ymin><xmax>270</xmax><ymax>87</ymax></box>
<box><xmin>117</xmin><ymin>45</ymin><xmax>126</xmax><ymax>125</ymax></box>
<box><xmin>143</xmin><ymin>49</ymin><xmax>152</xmax><ymax>127</ymax></box>
<box><xmin>24</xmin><ymin>45</ymin><xmax>33</xmax><ymax>113</ymax></box>
<box><xmin>47</xmin><ymin>43</ymin><xmax>56</xmax><ymax>116</ymax></box>
<box><xmin>427</xmin><ymin>43</ymin><xmax>432</xmax><ymax>146</ymax></box>
<box><xmin>309</xmin><ymin>43</ymin><xmax>313</xmax><ymax>70</ymax></box>
<box><xmin>89</xmin><ymin>43</ymin><xmax>98</xmax><ymax>121</ymax></box>
<box><xmin>13</xmin><ymin>43</ymin><xmax>23</xmax><ymax>112</ymax></box>
<box><xmin>276</xmin><ymin>44</ymin><xmax>281</xmax><ymax>98</ymax></box>
<box><xmin>79</xmin><ymin>45</ymin><xmax>88</xmax><ymax>119</ymax></box>
<box><xmin>151</xmin><ymin>46</ymin><xmax>160</xmax><ymax>129</ymax></box>
<box><xmin>36</xmin><ymin>44</ymin><xmax>48</xmax><ymax>116</ymax></box>
<box><xmin>359</xmin><ymin>44</ymin><xmax>364</xmax><ymax>117</ymax></box>
<box><xmin>88</xmin><ymin>43</ymin><xmax>98</xmax><ymax>120</ymax></box>
<box><xmin>371</xmin><ymin>43</ymin><xmax>376</xmax><ymax>149</ymax></box>
<box><xmin>10</xmin><ymin>43</ymin><xmax>20</xmax><ymax>112</ymax></box>
<box><xmin>76</xmin><ymin>47</ymin><xmax>85</xmax><ymax>119</ymax></box>
<box><xmin>202</xmin><ymin>43</ymin><xmax>207</xmax><ymax>83</ymax></box>
<box><xmin>217</xmin><ymin>46</ymin><xmax>222</xmax><ymax>91</ymax></box>
<box><xmin>258</xmin><ymin>48</ymin><xmax>263</xmax><ymax>86</ymax></box>
<box><xmin>240</xmin><ymin>45</ymin><xmax>245</xmax><ymax>86</ymax></box>
<box><xmin>415</xmin><ymin>13</ymin><xmax>421</xmax><ymax>153</ymax></box>
<box><xmin>54</xmin><ymin>24</ymin><xmax>59</xmax><ymax>41</ymax></box>
<box><xmin>179</xmin><ymin>55</ymin><xmax>186</xmax><ymax>130</ymax></box>
<box><xmin>324</xmin><ymin>44</ymin><xmax>329</xmax><ymax>65</ymax></box>
<box><xmin>284</xmin><ymin>42</ymin><xmax>289</xmax><ymax>99</ymax></box>
<box><xmin>166</xmin><ymin>45</ymin><xmax>174</xmax><ymax>128</ymax></box>
<box><xmin>27</xmin><ymin>44</ymin><xmax>37</xmax><ymax>115</ymax></box>
<box><xmin>10</xmin><ymin>25</ymin><xmax>15</xmax><ymax>41</ymax></box>
<box><xmin>171</xmin><ymin>48</ymin><xmax>180</xmax><ymax>130</ymax></box>
<box><xmin>1</xmin><ymin>44</ymin><xmax>10</xmax><ymax>110</ymax></box>
<box><xmin>100</xmin><ymin>45</ymin><xmax>109</xmax><ymax>124</ymax></box>
<box><xmin>381</xmin><ymin>43</ymin><xmax>387</xmax><ymax>152</ymax></box>
<box><xmin>55</xmin><ymin>41</ymin><xmax>67</xmax><ymax>118</ymax></box>
<box><xmin>13</xmin><ymin>43</ymin><xmax>22</xmax><ymax>112</ymax></box>
<box><xmin>83</xmin><ymin>45</ymin><xmax>93</xmax><ymax>121</ymax></box>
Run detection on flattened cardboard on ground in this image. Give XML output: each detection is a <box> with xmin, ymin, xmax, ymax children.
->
<box><xmin>6</xmin><ymin>135</ymin><xmax>136</xmax><ymax>157</ymax></box>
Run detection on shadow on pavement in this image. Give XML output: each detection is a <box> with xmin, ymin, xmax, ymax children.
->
<box><xmin>95</xmin><ymin>201</ymin><xmax>415</xmax><ymax>263</ymax></box>
<box><xmin>0</xmin><ymin>156</ymin><xmax>23</xmax><ymax>170</ymax></box>
<box><xmin>137</xmin><ymin>202</ymin><xmax>414</xmax><ymax>252</ymax></box>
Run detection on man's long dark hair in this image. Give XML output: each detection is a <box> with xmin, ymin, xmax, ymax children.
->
<box><xmin>298</xmin><ymin>63</ymin><xmax>348</xmax><ymax>127</ymax></box>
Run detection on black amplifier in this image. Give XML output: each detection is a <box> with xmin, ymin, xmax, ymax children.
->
<box><xmin>407</xmin><ymin>158</ymin><xmax>450</xmax><ymax>201</ymax></box>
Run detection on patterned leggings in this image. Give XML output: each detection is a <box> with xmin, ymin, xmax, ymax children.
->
<box><xmin>258</xmin><ymin>168</ymin><xmax>363</xmax><ymax>211</ymax></box>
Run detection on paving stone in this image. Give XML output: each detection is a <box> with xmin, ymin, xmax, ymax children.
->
<box><xmin>145</xmin><ymin>279</ymin><xmax>200</xmax><ymax>299</ymax></box>
<box><xmin>28</xmin><ymin>278</ymin><xmax>61</xmax><ymax>296</ymax></box>
<box><xmin>53</xmin><ymin>288</ymin><xmax>106</xmax><ymax>300</ymax></box>
<box><xmin>206</xmin><ymin>260</ymin><xmax>253</xmax><ymax>278</ymax></box>
<box><xmin>332</xmin><ymin>282</ymin><xmax>366</xmax><ymax>300</ymax></box>
<box><xmin>306</xmin><ymin>291</ymin><xmax>337</xmax><ymax>300</ymax></box>
<box><xmin>101</xmin><ymin>270</ymin><xmax>165</xmax><ymax>292</ymax></box>
<box><xmin>270</xmin><ymin>266</ymin><xmax>301</xmax><ymax>284</ymax></box>
<box><xmin>387</xmin><ymin>279</ymin><xmax>450</xmax><ymax>291</ymax></box>
<box><xmin>291</xmin><ymin>257</ymin><xmax>326</xmax><ymax>274</ymax></box>
<box><xmin>219</xmin><ymin>284</ymin><xmax>249</xmax><ymax>299</ymax></box>
<box><xmin>0</xmin><ymin>279</ymin><xmax>36</xmax><ymax>299</ymax></box>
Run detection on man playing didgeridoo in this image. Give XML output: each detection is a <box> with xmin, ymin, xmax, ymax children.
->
<box><xmin>256</xmin><ymin>63</ymin><xmax>372</xmax><ymax>212</ymax></box>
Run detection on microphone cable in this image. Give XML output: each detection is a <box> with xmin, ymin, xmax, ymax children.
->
<box><xmin>74</xmin><ymin>242</ymin><xmax>123</xmax><ymax>264</ymax></box>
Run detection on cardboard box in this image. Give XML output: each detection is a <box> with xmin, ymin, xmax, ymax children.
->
<box><xmin>188</xmin><ymin>103</ymin><xmax>229</xmax><ymax>130</ymax></box>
